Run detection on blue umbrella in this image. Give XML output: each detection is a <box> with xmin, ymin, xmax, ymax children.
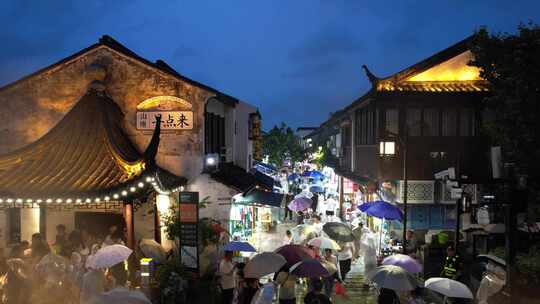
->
<box><xmin>364</xmin><ymin>201</ymin><xmax>403</xmax><ymax>221</ymax></box>
<box><xmin>288</xmin><ymin>173</ymin><xmax>300</xmax><ymax>181</ymax></box>
<box><xmin>302</xmin><ymin>171</ymin><xmax>323</xmax><ymax>179</ymax></box>
<box><xmin>224</xmin><ymin>241</ymin><xmax>257</xmax><ymax>252</ymax></box>
<box><xmin>358</xmin><ymin>202</ymin><xmax>375</xmax><ymax>212</ymax></box>
<box><xmin>309</xmin><ymin>185</ymin><xmax>324</xmax><ymax>193</ymax></box>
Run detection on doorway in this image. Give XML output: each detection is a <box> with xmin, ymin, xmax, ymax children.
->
<box><xmin>74</xmin><ymin>212</ymin><xmax>125</xmax><ymax>239</ymax></box>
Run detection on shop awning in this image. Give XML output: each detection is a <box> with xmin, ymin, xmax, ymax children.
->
<box><xmin>0</xmin><ymin>83</ymin><xmax>186</xmax><ymax>204</ymax></box>
<box><xmin>211</xmin><ymin>162</ymin><xmax>274</xmax><ymax>192</ymax></box>
<box><xmin>233</xmin><ymin>189</ymin><xmax>285</xmax><ymax>208</ymax></box>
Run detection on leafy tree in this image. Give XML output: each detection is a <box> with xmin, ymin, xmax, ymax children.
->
<box><xmin>262</xmin><ymin>123</ymin><xmax>306</xmax><ymax>167</ymax></box>
<box><xmin>469</xmin><ymin>24</ymin><xmax>540</xmax><ymax>192</ymax></box>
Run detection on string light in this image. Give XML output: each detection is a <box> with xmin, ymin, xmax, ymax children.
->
<box><xmin>95</xmin><ymin>198</ymin><xmax>100</xmax><ymax>202</ymax></box>
<box><xmin>130</xmin><ymin>187</ymin><xmax>136</xmax><ymax>192</ymax></box>
<box><xmin>16</xmin><ymin>199</ymin><xmax>22</xmax><ymax>203</ymax></box>
<box><xmin>138</xmin><ymin>182</ymin><xmax>144</xmax><ymax>188</ymax></box>
<box><xmin>66</xmin><ymin>199</ymin><xmax>72</xmax><ymax>203</ymax></box>
<box><xmin>46</xmin><ymin>199</ymin><xmax>52</xmax><ymax>203</ymax></box>
<box><xmin>76</xmin><ymin>199</ymin><xmax>82</xmax><ymax>203</ymax></box>
<box><xmin>85</xmin><ymin>198</ymin><xmax>91</xmax><ymax>203</ymax></box>
<box><xmin>104</xmin><ymin>196</ymin><xmax>110</xmax><ymax>201</ymax></box>
<box><xmin>7</xmin><ymin>199</ymin><xmax>13</xmax><ymax>203</ymax></box>
<box><xmin>113</xmin><ymin>194</ymin><xmax>119</xmax><ymax>199</ymax></box>
<box><xmin>37</xmin><ymin>199</ymin><xmax>42</xmax><ymax>203</ymax></box>
<box><xmin>56</xmin><ymin>199</ymin><xmax>63</xmax><ymax>203</ymax></box>
<box><xmin>26</xmin><ymin>199</ymin><xmax>33</xmax><ymax>203</ymax></box>
<box><xmin>0</xmin><ymin>199</ymin><xmax>3</xmax><ymax>203</ymax></box>
<box><xmin>146</xmin><ymin>177</ymin><xmax>152</xmax><ymax>182</ymax></box>
<box><xmin>121</xmin><ymin>190</ymin><xmax>128</xmax><ymax>196</ymax></box>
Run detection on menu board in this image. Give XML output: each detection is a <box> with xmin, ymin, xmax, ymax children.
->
<box><xmin>178</xmin><ymin>192</ymin><xmax>199</xmax><ymax>273</ymax></box>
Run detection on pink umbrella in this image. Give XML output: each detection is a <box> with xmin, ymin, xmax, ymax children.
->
<box><xmin>275</xmin><ymin>244</ymin><xmax>315</xmax><ymax>268</ymax></box>
<box><xmin>382</xmin><ymin>254</ymin><xmax>423</xmax><ymax>273</ymax></box>
<box><xmin>288</xmin><ymin>197</ymin><xmax>312</xmax><ymax>212</ymax></box>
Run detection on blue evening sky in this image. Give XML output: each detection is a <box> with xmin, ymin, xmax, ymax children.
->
<box><xmin>0</xmin><ymin>1</ymin><xmax>539</xmax><ymax>129</ymax></box>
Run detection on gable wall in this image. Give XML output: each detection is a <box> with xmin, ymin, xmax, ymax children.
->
<box><xmin>0</xmin><ymin>46</ymin><xmax>214</xmax><ymax>180</ymax></box>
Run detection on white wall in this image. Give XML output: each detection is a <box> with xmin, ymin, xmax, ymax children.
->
<box><xmin>187</xmin><ymin>174</ymin><xmax>238</xmax><ymax>223</ymax></box>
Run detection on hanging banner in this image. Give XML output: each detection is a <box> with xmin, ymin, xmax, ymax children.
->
<box><xmin>178</xmin><ymin>192</ymin><xmax>199</xmax><ymax>273</ymax></box>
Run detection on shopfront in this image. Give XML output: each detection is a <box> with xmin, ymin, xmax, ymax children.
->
<box><xmin>229</xmin><ymin>189</ymin><xmax>284</xmax><ymax>251</ymax></box>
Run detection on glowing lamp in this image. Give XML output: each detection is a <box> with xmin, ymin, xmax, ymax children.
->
<box><xmin>379</xmin><ymin>141</ymin><xmax>396</xmax><ymax>156</ymax></box>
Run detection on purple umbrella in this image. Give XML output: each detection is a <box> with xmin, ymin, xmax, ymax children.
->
<box><xmin>358</xmin><ymin>201</ymin><xmax>376</xmax><ymax>212</ymax></box>
<box><xmin>290</xmin><ymin>258</ymin><xmax>329</xmax><ymax>278</ymax></box>
<box><xmin>275</xmin><ymin>244</ymin><xmax>315</xmax><ymax>268</ymax></box>
<box><xmin>364</xmin><ymin>201</ymin><xmax>403</xmax><ymax>221</ymax></box>
<box><xmin>382</xmin><ymin>254</ymin><xmax>423</xmax><ymax>273</ymax></box>
<box><xmin>288</xmin><ymin>197</ymin><xmax>312</xmax><ymax>212</ymax></box>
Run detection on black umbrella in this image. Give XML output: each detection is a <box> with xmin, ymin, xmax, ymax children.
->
<box><xmin>323</xmin><ymin>222</ymin><xmax>355</xmax><ymax>242</ymax></box>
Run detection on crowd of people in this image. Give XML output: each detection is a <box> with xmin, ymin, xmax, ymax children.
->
<box><xmin>0</xmin><ymin>224</ymin><xmax>131</xmax><ymax>304</ymax></box>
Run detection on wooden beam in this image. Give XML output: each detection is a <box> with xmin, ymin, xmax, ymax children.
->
<box><xmin>124</xmin><ymin>203</ymin><xmax>135</xmax><ymax>249</ymax></box>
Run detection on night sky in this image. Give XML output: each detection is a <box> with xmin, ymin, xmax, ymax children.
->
<box><xmin>1</xmin><ymin>1</ymin><xmax>539</xmax><ymax>130</ymax></box>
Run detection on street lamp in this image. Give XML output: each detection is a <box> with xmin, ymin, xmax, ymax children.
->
<box><xmin>379</xmin><ymin>129</ymin><xmax>408</xmax><ymax>254</ymax></box>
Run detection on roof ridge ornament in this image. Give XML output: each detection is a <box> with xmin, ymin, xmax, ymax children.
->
<box><xmin>362</xmin><ymin>65</ymin><xmax>379</xmax><ymax>84</ymax></box>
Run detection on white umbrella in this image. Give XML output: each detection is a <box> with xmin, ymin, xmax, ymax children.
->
<box><xmin>244</xmin><ymin>252</ymin><xmax>287</xmax><ymax>278</ymax></box>
<box><xmin>307</xmin><ymin>237</ymin><xmax>341</xmax><ymax>250</ymax></box>
<box><xmin>86</xmin><ymin>244</ymin><xmax>132</xmax><ymax>269</ymax></box>
<box><xmin>139</xmin><ymin>239</ymin><xmax>167</xmax><ymax>263</ymax></box>
<box><xmin>425</xmin><ymin>277</ymin><xmax>473</xmax><ymax>303</ymax></box>
<box><xmin>366</xmin><ymin>265</ymin><xmax>418</xmax><ymax>291</ymax></box>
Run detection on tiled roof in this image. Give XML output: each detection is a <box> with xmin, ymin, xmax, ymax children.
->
<box><xmin>375</xmin><ymin>80</ymin><xmax>490</xmax><ymax>92</ymax></box>
<box><xmin>0</xmin><ymin>85</ymin><xmax>185</xmax><ymax>200</ymax></box>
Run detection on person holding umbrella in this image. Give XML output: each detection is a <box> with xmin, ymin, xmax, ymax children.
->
<box><xmin>218</xmin><ymin>251</ymin><xmax>236</xmax><ymax>304</ymax></box>
<box><xmin>337</xmin><ymin>241</ymin><xmax>354</xmax><ymax>281</ymax></box>
<box><xmin>321</xmin><ymin>249</ymin><xmax>338</xmax><ymax>297</ymax></box>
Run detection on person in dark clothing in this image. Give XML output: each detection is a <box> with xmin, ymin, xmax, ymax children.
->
<box><xmin>242</xmin><ymin>278</ymin><xmax>260</xmax><ymax>304</ymax></box>
<box><xmin>284</xmin><ymin>206</ymin><xmax>293</xmax><ymax>221</ymax></box>
<box><xmin>297</xmin><ymin>211</ymin><xmax>305</xmax><ymax>225</ymax></box>
<box><xmin>440</xmin><ymin>244</ymin><xmax>463</xmax><ymax>280</ymax></box>
<box><xmin>304</xmin><ymin>278</ymin><xmax>331</xmax><ymax>304</ymax></box>
<box><xmin>312</xmin><ymin>194</ymin><xmax>319</xmax><ymax>214</ymax></box>
<box><xmin>378</xmin><ymin>288</ymin><xmax>400</xmax><ymax>304</ymax></box>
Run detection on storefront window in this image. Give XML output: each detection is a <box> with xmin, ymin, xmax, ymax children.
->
<box><xmin>8</xmin><ymin>208</ymin><xmax>21</xmax><ymax>244</ymax></box>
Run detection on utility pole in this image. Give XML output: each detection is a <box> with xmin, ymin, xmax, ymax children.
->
<box><xmin>402</xmin><ymin>129</ymin><xmax>408</xmax><ymax>254</ymax></box>
<box><xmin>339</xmin><ymin>175</ymin><xmax>344</xmax><ymax>220</ymax></box>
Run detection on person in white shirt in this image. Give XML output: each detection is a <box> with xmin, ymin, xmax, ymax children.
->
<box><xmin>219</xmin><ymin>251</ymin><xmax>236</xmax><ymax>304</ymax></box>
<box><xmin>337</xmin><ymin>242</ymin><xmax>354</xmax><ymax>281</ymax></box>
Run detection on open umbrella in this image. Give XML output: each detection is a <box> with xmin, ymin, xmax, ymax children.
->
<box><xmin>223</xmin><ymin>241</ymin><xmax>256</xmax><ymax>252</ymax></box>
<box><xmin>425</xmin><ymin>277</ymin><xmax>473</xmax><ymax>303</ymax></box>
<box><xmin>290</xmin><ymin>259</ymin><xmax>329</xmax><ymax>278</ymax></box>
<box><xmin>275</xmin><ymin>244</ymin><xmax>315</xmax><ymax>268</ymax></box>
<box><xmin>367</xmin><ymin>265</ymin><xmax>418</xmax><ymax>291</ymax></box>
<box><xmin>244</xmin><ymin>252</ymin><xmax>287</xmax><ymax>278</ymax></box>
<box><xmin>139</xmin><ymin>239</ymin><xmax>167</xmax><ymax>263</ymax></box>
<box><xmin>323</xmin><ymin>222</ymin><xmax>355</xmax><ymax>242</ymax></box>
<box><xmin>288</xmin><ymin>173</ymin><xmax>300</xmax><ymax>181</ymax></box>
<box><xmin>358</xmin><ymin>202</ymin><xmax>375</xmax><ymax>212</ymax></box>
<box><xmin>308</xmin><ymin>237</ymin><xmax>341</xmax><ymax>250</ymax></box>
<box><xmin>295</xmin><ymin>191</ymin><xmax>314</xmax><ymax>199</ymax></box>
<box><xmin>303</xmin><ymin>171</ymin><xmax>323</xmax><ymax>179</ymax></box>
<box><xmin>382</xmin><ymin>254</ymin><xmax>423</xmax><ymax>273</ymax></box>
<box><xmin>363</xmin><ymin>201</ymin><xmax>403</xmax><ymax>221</ymax></box>
<box><xmin>86</xmin><ymin>244</ymin><xmax>132</xmax><ymax>269</ymax></box>
<box><xmin>309</xmin><ymin>185</ymin><xmax>324</xmax><ymax>193</ymax></box>
<box><xmin>288</xmin><ymin>197</ymin><xmax>312</xmax><ymax>212</ymax></box>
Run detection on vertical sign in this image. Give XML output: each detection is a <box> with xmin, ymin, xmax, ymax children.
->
<box><xmin>178</xmin><ymin>192</ymin><xmax>199</xmax><ymax>273</ymax></box>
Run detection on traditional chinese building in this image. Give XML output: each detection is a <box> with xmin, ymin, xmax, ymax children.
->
<box><xmin>0</xmin><ymin>35</ymin><xmax>263</xmax><ymax>257</ymax></box>
<box><xmin>309</xmin><ymin>36</ymin><xmax>491</xmax><ymax>233</ymax></box>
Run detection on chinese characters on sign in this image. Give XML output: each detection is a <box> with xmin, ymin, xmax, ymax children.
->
<box><xmin>178</xmin><ymin>192</ymin><xmax>199</xmax><ymax>273</ymax></box>
<box><xmin>136</xmin><ymin>111</ymin><xmax>193</xmax><ymax>130</ymax></box>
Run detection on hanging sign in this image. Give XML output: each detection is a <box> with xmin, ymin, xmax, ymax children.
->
<box><xmin>137</xmin><ymin>111</ymin><xmax>193</xmax><ymax>130</ymax></box>
<box><xmin>178</xmin><ymin>191</ymin><xmax>199</xmax><ymax>273</ymax></box>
